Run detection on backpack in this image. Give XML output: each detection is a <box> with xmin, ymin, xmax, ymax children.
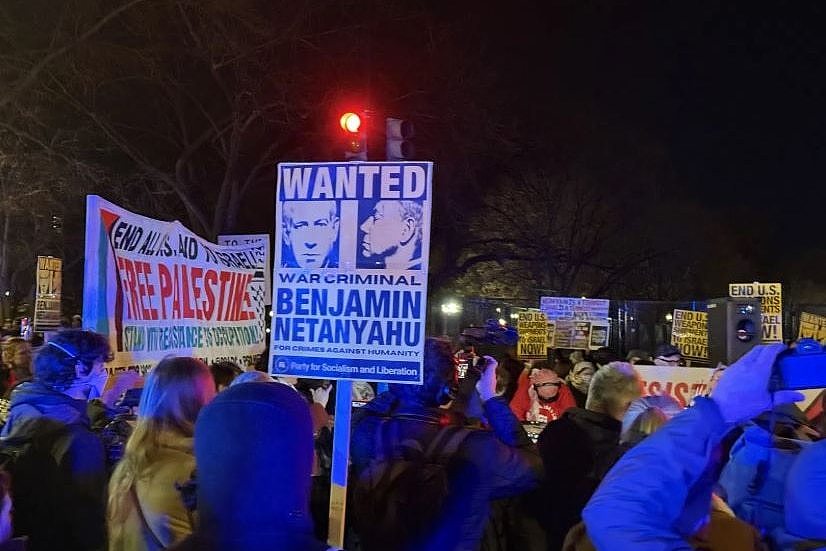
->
<box><xmin>718</xmin><ymin>423</ymin><xmax>809</xmax><ymax>535</ymax></box>
<box><xmin>351</xmin><ymin>417</ymin><xmax>472</xmax><ymax>551</ymax></box>
<box><xmin>0</xmin><ymin>419</ymin><xmax>72</xmax><ymax>542</ymax></box>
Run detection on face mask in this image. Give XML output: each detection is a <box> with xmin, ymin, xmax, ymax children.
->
<box><xmin>87</xmin><ymin>368</ymin><xmax>109</xmax><ymax>400</ymax></box>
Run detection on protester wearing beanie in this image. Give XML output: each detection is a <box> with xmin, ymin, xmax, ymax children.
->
<box><xmin>171</xmin><ymin>382</ymin><xmax>328</xmax><ymax>551</ymax></box>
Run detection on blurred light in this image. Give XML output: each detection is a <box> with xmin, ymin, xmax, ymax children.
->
<box><xmin>495</xmin><ymin>307</ymin><xmax>501</xmax><ymax>313</ymax></box>
<box><xmin>265</xmin><ymin>327</ymin><xmax>271</xmax><ymax>333</ymax></box>
<box><xmin>3</xmin><ymin>291</ymin><xmax>9</xmax><ymax>297</ymax></box>
<box><xmin>581</xmin><ymin>296</ymin><xmax>587</xmax><ymax>299</ymax></box>
<box><xmin>441</xmin><ymin>301</ymin><xmax>461</xmax><ymax>315</ymax></box>
<box><xmin>665</xmin><ymin>313</ymin><xmax>673</xmax><ymax>322</ymax></box>
<box><xmin>510</xmin><ymin>313</ymin><xmax>519</xmax><ymax>319</ymax></box>
<box><xmin>340</xmin><ymin>112</ymin><xmax>361</xmax><ymax>133</ymax></box>
<box><xmin>498</xmin><ymin>318</ymin><xmax>507</xmax><ymax>326</ymax></box>
<box><xmin>268</xmin><ymin>310</ymin><xmax>274</xmax><ymax>318</ymax></box>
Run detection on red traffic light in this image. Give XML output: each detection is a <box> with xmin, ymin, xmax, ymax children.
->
<box><xmin>339</xmin><ymin>112</ymin><xmax>362</xmax><ymax>133</ymax></box>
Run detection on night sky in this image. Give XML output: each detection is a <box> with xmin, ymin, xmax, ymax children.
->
<box><xmin>523</xmin><ymin>2</ymin><xmax>826</xmax><ymax>256</ymax></box>
<box><xmin>6</xmin><ymin>0</ymin><xmax>826</xmax><ymax>309</ymax></box>
<box><xmin>442</xmin><ymin>2</ymin><xmax>822</xmax><ymax>259</ymax></box>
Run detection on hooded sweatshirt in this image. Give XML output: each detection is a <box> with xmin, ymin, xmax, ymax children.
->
<box><xmin>171</xmin><ymin>382</ymin><xmax>328</xmax><ymax>551</ymax></box>
<box><xmin>770</xmin><ymin>439</ymin><xmax>826</xmax><ymax>550</ymax></box>
<box><xmin>509</xmin><ymin>370</ymin><xmax>576</xmax><ymax>422</ymax></box>
<box><xmin>2</xmin><ymin>381</ymin><xmax>107</xmax><ymax>551</ymax></box>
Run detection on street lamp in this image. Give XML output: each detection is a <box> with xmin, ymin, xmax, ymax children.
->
<box><xmin>440</xmin><ymin>300</ymin><xmax>462</xmax><ymax>336</ymax></box>
<box><xmin>441</xmin><ymin>301</ymin><xmax>461</xmax><ymax>315</ymax></box>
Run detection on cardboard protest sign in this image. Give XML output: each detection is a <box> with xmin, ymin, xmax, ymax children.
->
<box><xmin>572</xmin><ymin>321</ymin><xmax>592</xmax><ymax>349</ymax></box>
<box><xmin>671</xmin><ymin>309</ymin><xmax>708</xmax><ymax>360</ymax></box>
<box><xmin>634</xmin><ymin>365</ymin><xmax>714</xmax><ymax>408</ymax></box>
<box><xmin>83</xmin><ymin>196</ymin><xmax>267</xmax><ymax>372</ymax></box>
<box><xmin>541</xmin><ymin>297</ymin><xmax>609</xmax><ymax>350</ymax></box>
<box><xmin>218</xmin><ymin>234</ymin><xmax>272</xmax><ymax>305</ymax></box>
<box><xmin>589</xmin><ymin>324</ymin><xmax>609</xmax><ymax>348</ymax></box>
<box><xmin>34</xmin><ymin>256</ymin><xmax>62</xmax><ymax>331</ymax></box>
<box><xmin>553</xmin><ymin>321</ymin><xmax>574</xmax><ymax>349</ymax></box>
<box><xmin>798</xmin><ymin>312</ymin><xmax>826</xmax><ymax>344</ymax></box>
<box><xmin>270</xmin><ymin>162</ymin><xmax>432</xmax><ymax>383</ymax></box>
<box><xmin>518</xmin><ymin>311</ymin><xmax>549</xmax><ymax>359</ymax></box>
<box><xmin>553</xmin><ymin>320</ymin><xmax>592</xmax><ymax>350</ymax></box>
<box><xmin>547</xmin><ymin>320</ymin><xmax>556</xmax><ymax>349</ymax></box>
<box><xmin>729</xmin><ymin>282</ymin><xmax>783</xmax><ymax>343</ymax></box>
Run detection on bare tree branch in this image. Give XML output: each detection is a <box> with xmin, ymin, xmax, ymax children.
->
<box><xmin>0</xmin><ymin>0</ymin><xmax>149</xmax><ymax>109</ymax></box>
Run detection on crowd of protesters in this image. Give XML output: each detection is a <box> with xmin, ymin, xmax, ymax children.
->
<box><xmin>0</xmin><ymin>329</ymin><xmax>823</xmax><ymax>551</ymax></box>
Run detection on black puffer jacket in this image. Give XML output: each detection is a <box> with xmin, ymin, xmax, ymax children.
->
<box><xmin>536</xmin><ymin>407</ymin><xmax>625</xmax><ymax>551</ymax></box>
<box><xmin>351</xmin><ymin>392</ymin><xmax>542</xmax><ymax>551</ymax></box>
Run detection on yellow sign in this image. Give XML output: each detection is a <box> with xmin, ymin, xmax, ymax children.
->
<box><xmin>728</xmin><ymin>282</ymin><xmax>783</xmax><ymax>343</ymax></box>
<box><xmin>798</xmin><ymin>312</ymin><xmax>826</xmax><ymax>344</ymax></box>
<box><xmin>671</xmin><ymin>309</ymin><xmax>708</xmax><ymax>360</ymax></box>
<box><xmin>518</xmin><ymin>311</ymin><xmax>550</xmax><ymax>359</ymax></box>
<box><xmin>34</xmin><ymin>256</ymin><xmax>62</xmax><ymax>330</ymax></box>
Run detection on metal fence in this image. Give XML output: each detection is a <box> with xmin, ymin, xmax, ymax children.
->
<box><xmin>429</xmin><ymin>295</ymin><xmax>825</xmax><ymax>364</ymax></box>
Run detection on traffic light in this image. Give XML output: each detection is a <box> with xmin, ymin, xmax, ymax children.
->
<box><xmin>340</xmin><ymin>111</ymin><xmax>367</xmax><ymax>161</ymax></box>
<box><xmin>707</xmin><ymin>297</ymin><xmax>762</xmax><ymax>366</ymax></box>
<box><xmin>385</xmin><ymin>117</ymin><xmax>414</xmax><ymax>160</ymax></box>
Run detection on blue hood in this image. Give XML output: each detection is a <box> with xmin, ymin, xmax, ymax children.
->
<box><xmin>1</xmin><ymin>381</ymin><xmax>89</xmax><ymax>438</ymax></box>
<box><xmin>194</xmin><ymin>382</ymin><xmax>325</xmax><ymax>550</ymax></box>
<box><xmin>784</xmin><ymin>439</ymin><xmax>826</xmax><ymax>541</ymax></box>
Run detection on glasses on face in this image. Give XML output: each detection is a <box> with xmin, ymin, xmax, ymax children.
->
<box><xmin>533</xmin><ymin>382</ymin><xmax>563</xmax><ymax>391</ymax></box>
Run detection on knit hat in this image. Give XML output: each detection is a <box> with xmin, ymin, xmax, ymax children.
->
<box><xmin>784</xmin><ymin>439</ymin><xmax>826</xmax><ymax>540</ymax></box>
<box><xmin>193</xmin><ymin>382</ymin><xmax>325</xmax><ymax>550</ymax></box>
<box><xmin>567</xmin><ymin>361</ymin><xmax>595</xmax><ymax>394</ymax></box>
<box><xmin>654</xmin><ymin>343</ymin><xmax>681</xmax><ymax>359</ymax></box>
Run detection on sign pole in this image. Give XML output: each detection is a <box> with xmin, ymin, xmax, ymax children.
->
<box><xmin>328</xmin><ymin>379</ymin><xmax>353</xmax><ymax>549</ymax></box>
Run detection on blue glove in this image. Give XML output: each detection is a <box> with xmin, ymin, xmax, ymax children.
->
<box><xmin>711</xmin><ymin>343</ymin><xmax>805</xmax><ymax>424</ymax></box>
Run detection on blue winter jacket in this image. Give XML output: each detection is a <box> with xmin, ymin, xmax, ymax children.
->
<box><xmin>350</xmin><ymin>392</ymin><xmax>542</xmax><ymax>551</ymax></box>
<box><xmin>582</xmin><ymin>397</ymin><xmax>732</xmax><ymax>551</ymax></box>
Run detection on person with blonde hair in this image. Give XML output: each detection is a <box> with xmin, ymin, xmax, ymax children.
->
<box><xmin>108</xmin><ymin>356</ymin><xmax>216</xmax><ymax>550</ymax></box>
<box><xmin>1</xmin><ymin>337</ymin><xmax>32</xmax><ymax>389</ymax></box>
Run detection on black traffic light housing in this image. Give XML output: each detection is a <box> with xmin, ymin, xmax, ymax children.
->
<box><xmin>386</xmin><ymin>117</ymin><xmax>415</xmax><ymax>160</ymax></box>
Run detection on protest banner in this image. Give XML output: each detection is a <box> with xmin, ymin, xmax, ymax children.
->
<box><xmin>540</xmin><ymin>296</ymin><xmax>610</xmax><ymax>321</ymax></box>
<box><xmin>217</xmin><ymin>234</ymin><xmax>272</xmax><ymax>305</ymax></box>
<box><xmin>728</xmin><ymin>282</ymin><xmax>783</xmax><ymax>343</ymax></box>
<box><xmin>671</xmin><ymin>309</ymin><xmax>708</xmax><ymax>360</ymax></box>
<box><xmin>634</xmin><ymin>365</ymin><xmax>715</xmax><ymax>408</ymax></box>
<box><xmin>518</xmin><ymin>311</ymin><xmax>549</xmax><ymax>359</ymax></box>
<box><xmin>82</xmin><ymin>196</ymin><xmax>268</xmax><ymax>373</ymax></box>
<box><xmin>33</xmin><ymin>256</ymin><xmax>62</xmax><ymax>332</ymax></box>
<box><xmin>798</xmin><ymin>311</ymin><xmax>826</xmax><ymax>344</ymax></box>
<box><xmin>269</xmin><ymin>161</ymin><xmax>433</xmax><ymax>384</ymax></box>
